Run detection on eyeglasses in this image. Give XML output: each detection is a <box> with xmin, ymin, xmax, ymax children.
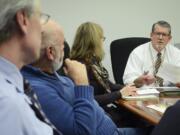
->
<box><xmin>40</xmin><ymin>13</ymin><xmax>50</xmax><ymax>25</ymax></box>
<box><xmin>102</xmin><ymin>37</ymin><xmax>106</xmax><ymax>41</ymax></box>
<box><xmin>153</xmin><ymin>32</ymin><xmax>170</xmax><ymax>38</ymax></box>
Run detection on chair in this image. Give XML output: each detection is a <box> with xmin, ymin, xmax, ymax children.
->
<box><xmin>174</xmin><ymin>43</ymin><xmax>180</xmax><ymax>50</ymax></box>
<box><xmin>110</xmin><ymin>37</ymin><xmax>151</xmax><ymax>84</ymax></box>
<box><xmin>57</xmin><ymin>40</ymin><xmax>70</xmax><ymax>75</ymax></box>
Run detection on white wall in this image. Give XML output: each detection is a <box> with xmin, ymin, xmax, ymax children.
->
<box><xmin>42</xmin><ymin>0</ymin><xmax>180</xmax><ymax>82</ymax></box>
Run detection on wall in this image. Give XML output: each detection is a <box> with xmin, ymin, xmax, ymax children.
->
<box><xmin>42</xmin><ymin>0</ymin><xmax>180</xmax><ymax>82</ymax></box>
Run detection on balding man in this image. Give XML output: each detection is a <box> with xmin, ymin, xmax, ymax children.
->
<box><xmin>22</xmin><ymin>20</ymin><xmax>151</xmax><ymax>135</ymax></box>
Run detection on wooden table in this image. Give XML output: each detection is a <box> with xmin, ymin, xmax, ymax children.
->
<box><xmin>117</xmin><ymin>94</ymin><xmax>180</xmax><ymax>125</ymax></box>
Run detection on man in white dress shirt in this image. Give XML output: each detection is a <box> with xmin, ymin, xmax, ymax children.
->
<box><xmin>0</xmin><ymin>0</ymin><xmax>55</xmax><ymax>135</ymax></box>
<box><xmin>123</xmin><ymin>20</ymin><xmax>180</xmax><ymax>87</ymax></box>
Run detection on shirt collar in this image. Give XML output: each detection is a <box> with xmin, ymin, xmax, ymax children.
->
<box><xmin>149</xmin><ymin>42</ymin><xmax>166</xmax><ymax>60</ymax></box>
<box><xmin>0</xmin><ymin>56</ymin><xmax>23</xmax><ymax>92</ymax></box>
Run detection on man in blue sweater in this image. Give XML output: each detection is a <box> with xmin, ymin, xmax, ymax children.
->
<box><xmin>21</xmin><ymin>20</ymin><xmax>150</xmax><ymax>135</ymax></box>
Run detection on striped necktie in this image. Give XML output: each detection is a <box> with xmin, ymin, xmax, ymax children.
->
<box><xmin>24</xmin><ymin>79</ymin><xmax>63</xmax><ymax>135</ymax></box>
<box><xmin>154</xmin><ymin>53</ymin><xmax>163</xmax><ymax>86</ymax></box>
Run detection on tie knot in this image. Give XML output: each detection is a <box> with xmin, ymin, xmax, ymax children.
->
<box><xmin>157</xmin><ymin>52</ymin><xmax>162</xmax><ymax>57</ymax></box>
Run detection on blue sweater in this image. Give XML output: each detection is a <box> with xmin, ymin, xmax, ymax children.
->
<box><xmin>21</xmin><ymin>65</ymin><xmax>118</xmax><ymax>135</ymax></box>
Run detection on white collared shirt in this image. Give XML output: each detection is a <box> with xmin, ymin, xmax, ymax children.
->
<box><xmin>123</xmin><ymin>42</ymin><xmax>180</xmax><ymax>86</ymax></box>
<box><xmin>0</xmin><ymin>56</ymin><xmax>52</xmax><ymax>135</ymax></box>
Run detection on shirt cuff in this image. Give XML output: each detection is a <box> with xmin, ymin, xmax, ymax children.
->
<box><xmin>74</xmin><ymin>86</ymin><xmax>94</xmax><ymax>101</ymax></box>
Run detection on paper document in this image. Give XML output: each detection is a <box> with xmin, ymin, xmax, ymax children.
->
<box><xmin>122</xmin><ymin>95</ymin><xmax>158</xmax><ymax>100</ymax></box>
<box><xmin>157</xmin><ymin>63</ymin><xmax>180</xmax><ymax>83</ymax></box>
<box><xmin>146</xmin><ymin>86</ymin><xmax>178</xmax><ymax>89</ymax></box>
<box><xmin>123</xmin><ymin>88</ymin><xmax>159</xmax><ymax>100</ymax></box>
<box><xmin>140</xmin><ymin>87</ymin><xmax>180</xmax><ymax>92</ymax></box>
<box><xmin>147</xmin><ymin>104</ymin><xmax>167</xmax><ymax>113</ymax></box>
<box><xmin>137</xmin><ymin>88</ymin><xmax>160</xmax><ymax>95</ymax></box>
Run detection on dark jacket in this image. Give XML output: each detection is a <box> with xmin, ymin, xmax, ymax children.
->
<box><xmin>151</xmin><ymin>100</ymin><xmax>180</xmax><ymax>135</ymax></box>
<box><xmin>86</xmin><ymin>64</ymin><xmax>123</xmax><ymax>106</ymax></box>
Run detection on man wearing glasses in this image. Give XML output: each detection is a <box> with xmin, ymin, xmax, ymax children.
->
<box><xmin>0</xmin><ymin>0</ymin><xmax>58</xmax><ymax>135</ymax></box>
<box><xmin>123</xmin><ymin>20</ymin><xmax>180</xmax><ymax>87</ymax></box>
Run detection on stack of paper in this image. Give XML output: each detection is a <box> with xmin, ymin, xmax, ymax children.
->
<box><xmin>147</xmin><ymin>104</ymin><xmax>167</xmax><ymax>113</ymax></box>
<box><xmin>122</xmin><ymin>88</ymin><xmax>159</xmax><ymax>100</ymax></box>
<box><xmin>122</xmin><ymin>95</ymin><xmax>158</xmax><ymax>100</ymax></box>
<box><xmin>137</xmin><ymin>88</ymin><xmax>160</xmax><ymax>95</ymax></box>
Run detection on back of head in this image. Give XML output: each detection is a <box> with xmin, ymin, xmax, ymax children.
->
<box><xmin>70</xmin><ymin>22</ymin><xmax>105</xmax><ymax>64</ymax></box>
<box><xmin>33</xmin><ymin>20</ymin><xmax>65</xmax><ymax>73</ymax></box>
<box><xmin>0</xmin><ymin>0</ymin><xmax>36</xmax><ymax>44</ymax></box>
<box><xmin>40</xmin><ymin>20</ymin><xmax>64</xmax><ymax>58</ymax></box>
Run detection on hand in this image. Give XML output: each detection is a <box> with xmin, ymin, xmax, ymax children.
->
<box><xmin>143</xmin><ymin>74</ymin><xmax>156</xmax><ymax>85</ymax></box>
<box><xmin>134</xmin><ymin>74</ymin><xmax>155</xmax><ymax>87</ymax></box>
<box><xmin>120</xmin><ymin>85</ymin><xmax>137</xmax><ymax>97</ymax></box>
<box><xmin>64</xmin><ymin>59</ymin><xmax>89</xmax><ymax>85</ymax></box>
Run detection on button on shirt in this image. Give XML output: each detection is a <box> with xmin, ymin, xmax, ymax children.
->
<box><xmin>123</xmin><ymin>42</ymin><xmax>180</xmax><ymax>86</ymax></box>
<box><xmin>0</xmin><ymin>56</ymin><xmax>53</xmax><ymax>135</ymax></box>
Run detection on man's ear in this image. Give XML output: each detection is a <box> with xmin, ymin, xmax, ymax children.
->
<box><xmin>46</xmin><ymin>46</ymin><xmax>55</xmax><ymax>60</ymax></box>
<box><xmin>15</xmin><ymin>10</ymin><xmax>29</xmax><ymax>35</ymax></box>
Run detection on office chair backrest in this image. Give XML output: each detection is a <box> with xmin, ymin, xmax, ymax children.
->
<box><xmin>174</xmin><ymin>43</ymin><xmax>180</xmax><ymax>50</ymax></box>
<box><xmin>110</xmin><ymin>37</ymin><xmax>151</xmax><ymax>84</ymax></box>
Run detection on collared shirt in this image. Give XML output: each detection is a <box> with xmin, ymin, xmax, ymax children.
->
<box><xmin>0</xmin><ymin>56</ymin><xmax>53</xmax><ymax>135</ymax></box>
<box><xmin>123</xmin><ymin>42</ymin><xmax>180</xmax><ymax>86</ymax></box>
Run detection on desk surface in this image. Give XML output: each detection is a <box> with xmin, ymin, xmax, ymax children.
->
<box><xmin>117</xmin><ymin>94</ymin><xmax>180</xmax><ymax>125</ymax></box>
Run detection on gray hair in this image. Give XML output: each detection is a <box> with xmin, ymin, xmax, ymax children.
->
<box><xmin>0</xmin><ymin>0</ymin><xmax>36</xmax><ymax>43</ymax></box>
<box><xmin>40</xmin><ymin>30</ymin><xmax>55</xmax><ymax>56</ymax></box>
<box><xmin>152</xmin><ymin>20</ymin><xmax>171</xmax><ymax>35</ymax></box>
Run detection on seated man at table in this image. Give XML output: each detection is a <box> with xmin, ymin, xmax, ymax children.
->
<box><xmin>151</xmin><ymin>100</ymin><xmax>180</xmax><ymax>135</ymax></box>
<box><xmin>123</xmin><ymin>20</ymin><xmax>180</xmax><ymax>88</ymax></box>
<box><xmin>22</xmin><ymin>20</ymin><xmax>151</xmax><ymax>135</ymax></box>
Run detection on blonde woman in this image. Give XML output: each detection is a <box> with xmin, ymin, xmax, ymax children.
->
<box><xmin>71</xmin><ymin>22</ymin><xmax>138</xmax><ymax>126</ymax></box>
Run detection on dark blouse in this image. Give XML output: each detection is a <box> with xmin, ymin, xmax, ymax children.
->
<box><xmin>73</xmin><ymin>57</ymin><xmax>123</xmax><ymax>107</ymax></box>
<box><xmin>86</xmin><ymin>64</ymin><xmax>123</xmax><ymax>106</ymax></box>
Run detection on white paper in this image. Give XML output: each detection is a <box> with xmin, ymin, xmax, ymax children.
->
<box><xmin>147</xmin><ymin>104</ymin><xmax>167</xmax><ymax>113</ymax></box>
<box><xmin>122</xmin><ymin>95</ymin><xmax>158</xmax><ymax>100</ymax></box>
<box><xmin>157</xmin><ymin>63</ymin><xmax>180</xmax><ymax>83</ymax></box>
<box><xmin>145</xmin><ymin>86</ymin><xmax>178</xmax><ymax>89</ymax></box>
<box><xmin>137</xmin><ymin>88</ymin><xmax>160</xmax><ymax>95</ymax></box>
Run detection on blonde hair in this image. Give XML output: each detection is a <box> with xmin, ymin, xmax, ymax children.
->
<box><xmin>70</xmin><ymin>22</ymin><xmax>105</xmax><ymax>63</ymax></box>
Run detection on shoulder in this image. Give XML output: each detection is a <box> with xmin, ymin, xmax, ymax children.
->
<box><xmin>130</xmin><ymin>42</ymin><xmax>150</xmax><ymax>55</ymax></box>
<box><xmin>31</xmin><ymin>80</ymin><xmax>57</xmax><ymax>94</ymax></box>
<box><xmin>0</xmin><ymin>76</ymin><xmax>16</xmax><ymax>97</ymax></box>
<box><xmin>58</xmin><ymin>76</ymin><xmax>74</xmax><ymax>85</ymax></box>
<box><xmin>168</xmin><ymin>101</ymin><xmax>180</xmax><ymax>112</ymax></box>
<box><xmin>151</xmin><ymin>101</ymin><xmax>180</xmax><ymax>135</ymax></box>
<box><xmin>168</xmin><ymin>44</ymin><xmax>180</xmax><ymax>53</ymax></box>
<box><xmin>0</xmin><ymin>94</ymin><xmax>26</xmax><ymax>133</ymax></box>
<box><xmin>161</xmin><ymin>100</ymin><xmax>180</xmax><ymax>120</ymax></box>
<box><xmin>166</xmin><ymin>45</ymin><xmax>180</xmax><ymax>63</ymax></box>
<box><xmin>0</xmin><ymin>80</ymin><xmax>32</xmax><ymax>120</ymax></box>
